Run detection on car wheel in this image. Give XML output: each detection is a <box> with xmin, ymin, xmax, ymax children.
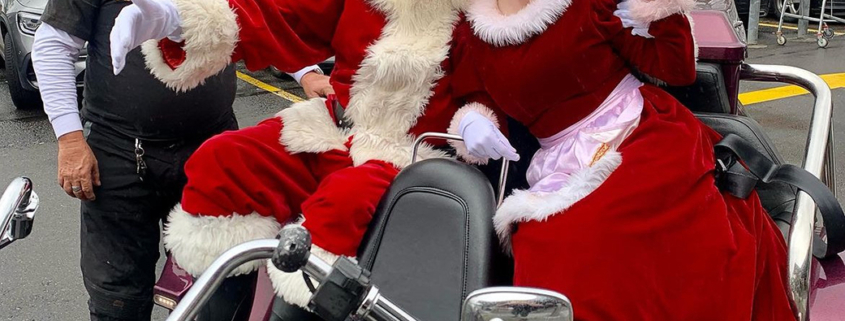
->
<box><xmin>771</xmin><ymin>0</ymin><xmax>801</xmax><ymax>22</ymax></box>
<box><xmin>4</xmin><ymin>34</ymin><xmax>42</xmax><ymax>110</ymax></box>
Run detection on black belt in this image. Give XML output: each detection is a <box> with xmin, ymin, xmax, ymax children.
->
<box><xmin>715</xmin><ymin>134</ymin><xmax>845</xmax><ymax>259</ymax></box>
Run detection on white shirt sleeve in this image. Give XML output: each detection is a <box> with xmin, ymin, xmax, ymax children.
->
<box><xmin>32</xmin><ymin>23</ymin><xmax>86</xmax><ymax>139</ymax></box>
<box><xmin>286</xmin><ymin>65</ymin><xmax>323</xmax><ymax>84</ymax></box>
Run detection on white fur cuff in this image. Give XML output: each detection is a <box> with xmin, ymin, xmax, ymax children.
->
<box><xmin>278</xmin><ymin>98</ymin><xmax>350</xmax><ymax>154</ymax></box>
<box><xmin>447</xmin><ymin>102</ymin><xmax>500</xmax><ymax>165</ymax></box>
<box><xmin>627</xmin><ymin>0</ymin><xmax>696</xmax><ymax>24</ymax></box>
<box><xmin>163</xmin><ymin>205</ymin><xmax>281</xmax><ymax>277</ymax></box>
<box><xmin>265</xmin><ymin>245</ymin><xmax>346</xmax><ymax>308</ymax></box>
<box><xmin>494</xmin><ymin>151</ymin><xmax>622</xmax><ymax>253</ymax></box>
<box><xmin>141</xmin><ymin>0</ymin><xmax>239</xmax><ymax>92</ymax></box>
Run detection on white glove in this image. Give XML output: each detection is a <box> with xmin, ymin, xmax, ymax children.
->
<box><xmin>110</xmin><ymin>0</ymin><xmax>182</xmax><ymax>75</ymax></box>
<box><xmin>459</xmin><ymin>111</ymin><xmax>520</xmax><ymax>162</ymax></box>
<box><xmin>614</xmin><ymin>1</ymin><xmax>654</xmax><ymax>39</ymax></box>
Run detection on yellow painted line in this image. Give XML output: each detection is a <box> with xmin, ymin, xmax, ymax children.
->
<box><xmin>740</xmin><ymin>73</ymin><xmax>845</xmax><ymax>105</ymax></box>
<box><xmin>236</xmin><ymin>71</ymin><xmax>304</xmax><ymax>103</ymax></box>
<box><xmin>758</xmin><ymin>22</ymin><xmax>822</xmax><ymax>33</ymax></box>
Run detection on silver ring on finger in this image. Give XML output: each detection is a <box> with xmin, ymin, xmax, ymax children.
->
<box><xmin>71</xmin><ymin>186</ymin><xmax>82</xmax><ymax>193</ymax></box>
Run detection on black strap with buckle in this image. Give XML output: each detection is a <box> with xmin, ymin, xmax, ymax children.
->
<box><xmin>715</xmin><ymin>134</ymin><xmax>845</xmax><ymax>259</ymax></box>
<box><xmin>327</xmin><ymin>95</ymin><xmax>354</xmax><ymax>130</ymax></box>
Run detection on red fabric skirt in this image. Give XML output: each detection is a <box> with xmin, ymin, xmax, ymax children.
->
<box><xmin>510</xmin><ymin>86</ymin><xmax>795</xmax><ymax>320</ymax></box>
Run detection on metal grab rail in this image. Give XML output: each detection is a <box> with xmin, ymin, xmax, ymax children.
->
<box><xmin>739</xmin><ymin>63</ymin><xmax>835</xmax><ymax>321</ymax></box>
<box><xmin>411</xmin><ymin>133</ymin><xmax>510</xmax><ymax>208</ymax></box>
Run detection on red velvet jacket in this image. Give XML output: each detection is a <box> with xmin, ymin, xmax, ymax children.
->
<box><xmin>449</xmin><ymin>0</ymin><xmax>697</xmax><ymax>139</ymax></box>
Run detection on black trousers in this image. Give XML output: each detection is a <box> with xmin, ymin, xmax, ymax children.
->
<box><xmin>80</xmin><ymin>118</ymin><xmax>249</xmax><ymax>321</ymax></box>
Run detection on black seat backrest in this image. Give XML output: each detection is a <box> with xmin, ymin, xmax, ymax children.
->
<box><xmin>357</xmin><ymin>158</ymin><xmax>511</xmax><ymax>320</ymax></box>
<box><xmin>695</xmin><ymin>113</ymin><xmax>797</xmax><ymax>235</ymax></box>
<box><xmin>661</xmin><ymin>62</ymin><xmax>733</xmax><ymax>114</ymax></box>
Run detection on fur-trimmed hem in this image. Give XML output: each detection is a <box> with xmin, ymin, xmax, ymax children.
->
<box><xmin>141</xmin><ymin>0</ymin><xmax>238</xmax><ymax>92</ymax></box>
<box><xmin>447</xmin><ymin>102</ymin><xmax>500</xmax><ymax>165</ymax></box>
<box><xmin>265</xmin><ymin>245</ymin><xmax>346</xmax><ymax>308</ymax></box>
<box><xmin>495</xmin><ymin>151</ymin><xmax>622</xmax><ymax>252</ymax></box>
<box><xmin>627</xmin><ymin>0</ymin><xmax>695</xmax><ymax>24</ymax></box>
<box><xmin>163</xmin><ymin>205</ymin><xmax>281</xmax><ymax>277</ymax></box>
<box><xmin>467</xmin><ymin>0</ymin><xmax>571</xmax><ymax>47</ymax></box>
<box><xmin>278</xmin><ymin>99</ymin><xmax>350</xmax><ymax>154</ymax></box>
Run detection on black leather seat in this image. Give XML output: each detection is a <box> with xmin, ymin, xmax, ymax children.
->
<box><xmin>270</xmin><ymin>158</ymin><xmax>510</xmax><ymax>321</ymax></box>
<box><xmin>355</xmin><ymin>158</ymin><xmax>511</xmax><ymax>320</ymax></box>
<box><xmin>661</xmin><ymin>62</ymin><xmax>733</xmax><ymax>114</ymax></box>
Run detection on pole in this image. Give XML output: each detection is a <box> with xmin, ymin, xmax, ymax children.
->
<box><xmin>748</xmin><ymin>0</ymin><xmax>762</xmax><ymax>44</ymax></box>
<box><xmin>798</xmin><ymin>0</ymin><xmax>810</xmax><ymax>38</ymax></box>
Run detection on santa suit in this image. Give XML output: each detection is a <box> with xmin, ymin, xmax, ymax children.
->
<box><xmin>447</xmin><ymin>0</ymin><xmax>795</xmax><ymax>319</ymax></box>
<box><xmin>140</xmin><ymin>0</ymin><xmax>466</xmax><ymax>307</ymax></box>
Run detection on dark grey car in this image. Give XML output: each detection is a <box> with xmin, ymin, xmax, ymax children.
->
<box><xmin>1</xmin><ymin>0</ymin><xmax>86</xmax><ymax>109</ymax></box>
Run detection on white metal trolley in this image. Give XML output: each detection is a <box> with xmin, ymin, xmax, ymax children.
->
<box><xmin>775</xmin><ymin>0</ymin><xmax>842</xmax><ymax>48</ymax></box>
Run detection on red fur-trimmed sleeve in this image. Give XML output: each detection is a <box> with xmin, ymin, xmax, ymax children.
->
<box><xmin>596</xmin><ymin>0</ymin><xmax>697</xmax><ymax>86</ymax></box>
<box><xmin>142</xmin><ymin>0</ymin><xmax>341</xmax><ymax>92</ymax></box>
<box><xmin>447</xmin><ymin>20</ymin><xmax>509</xmax><ymax>165</ymax></box>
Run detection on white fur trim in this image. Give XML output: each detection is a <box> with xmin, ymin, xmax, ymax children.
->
<box><xmin>467</xmin><ymin>0</ymin><xmax>570</xmax><ymax>47</ymax></box>
<box><xmin>265</xmin><ymin>245</ymin><xmax>347</xmax><ymax>308</ymax></box>
<box><xmin>344</xmin><ymin>0</ymin><xmax>461</xmax><ymax>168</ymax></box>
<box><xmin>627</xmin><ymin>0</ymin><xmax>695</xmax><ymax>24</ymax></box>
<box><xmin>447</xmin><ymin>103</ymin><xmax>500</xmax><ymax>165</ymax></box>
<box><xmin>141</xmin><ymin>0</ymin><xmax>238</xmax><ymax>92</ymax></box>
<box><xmin>163</xmin><ymin>205</ymin><xmax>281</xmax><ymax>277</ymax></box>
<box><xmin>278</xmin><ymin>98</ymin><xmax>350</xmax><ymax>154</ymax></box>
<box><xmin>495</xmin><ymin>151</ymin><xmax>622</xmax><ymax>253</ymax></box>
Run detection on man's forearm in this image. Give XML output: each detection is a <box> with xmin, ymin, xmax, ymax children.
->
<box><xmin>32</xmin><ymin>23</ymin><xmax>86</xmax><ymax>138</ymax></box>
<box><xmin>287</xmin><ymin>65</ymin><xmax>323</xmax><ymax>84</ymax></box>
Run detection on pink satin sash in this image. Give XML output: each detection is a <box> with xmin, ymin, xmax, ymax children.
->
<box><xmin>526</xmin><ymin>74</ymin><xmax>644</xmax><ymax>193</ymax></box>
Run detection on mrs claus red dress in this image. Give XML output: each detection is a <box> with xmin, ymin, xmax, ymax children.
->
<box><xmin>447</xmin><ymin>0</ymin><xmax>796</xmax><ymax>319</ymax></box>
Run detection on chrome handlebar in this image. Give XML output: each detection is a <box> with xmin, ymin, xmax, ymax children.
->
<box><xmin>740</xmin><ymin>63</ymin><xmax>835</xmax><ymax>321</ymax></box>
<box><xmin>165</xmin><ymin>239</ymin><xmax>281</xmax><ymax>321</ymax></box>
<box><xmin>166</xmin><ymin>226</ymin><xmax>417</xmax><ymax>321</ymax></box>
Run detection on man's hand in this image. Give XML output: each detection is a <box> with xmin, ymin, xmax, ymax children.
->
<box><xmin>57</xmin><ymin>132</ymin><xmax>101</xmax><ymax>201</ymax></box>
<box><xmin>110</xmin><ymin>0</ymin><xmax>182</xmax><ymax>75</ymax></box>
<box><xmin>300</xmin><ymin>72</ymin><xmax>334</xmax><ymax>99</ymax></box>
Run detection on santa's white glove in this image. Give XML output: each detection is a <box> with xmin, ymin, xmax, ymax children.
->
<box><xmin>614</xmin><ymin>1</ymin><xmax>654</xmax><ymax>39</ymax></box>
<box><xmin>459</xmin><ymin>111</ymin><xmax>520</xmax><ymax>162</ymax></box>
<box><xmin>110</xmin><ymin>0</ymin><xmax>182</xmax><ymax>75</ymax></box>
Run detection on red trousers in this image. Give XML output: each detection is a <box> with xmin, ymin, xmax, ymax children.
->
<box><xmin>180</xmin><ymin>116</ymin><xmax>399</xmax><ymax>257</ymax></box>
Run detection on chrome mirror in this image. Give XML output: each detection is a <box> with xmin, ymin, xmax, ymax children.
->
<box><xmin>0</xmin><ymin>177</ymin><xmax>38</xmax><ymax>250</ymax></box>
<box><xmin>461</xmin><ymin>287</ymin><xmax>573</xmax><ymax>321</ymax></box>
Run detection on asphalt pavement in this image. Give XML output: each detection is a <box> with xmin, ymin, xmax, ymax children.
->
<box><xmin>0</xmin><ymin>22</ymin><xmax>843</xmax><ymax>320</ymax></box>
